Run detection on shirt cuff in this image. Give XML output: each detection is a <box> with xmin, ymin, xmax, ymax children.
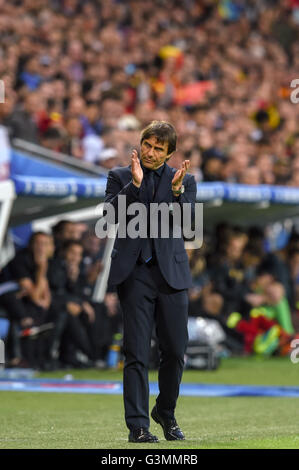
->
<box><xmin>124</xmin><ymin>181</ymin><xmax>140</xmax><ymax>199</ymax></box>
<box><xmin>172</xmin><ymin>193</ymin><xmax>181</xmax><ymax>202</ymax></box>
<box><xmin>128</xmin><ymin>180</ymin><xmax>140</xmax><ymax>197</ymax></box>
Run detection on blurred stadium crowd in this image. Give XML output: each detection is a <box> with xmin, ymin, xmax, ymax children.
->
<box><xmin>1</xmin><ymin>220</ymin><xmax>299</xmax><ymax>369</ymax></box>
<box><xmin>1</xmin><ymin>0</ymin><xmax>299</xmax><ymax>369</ymax></box>
<box><xmin>0</xmin><ymin>0</ymin><xmax>299</xmax><ymax>183</ymax></box>
<box><xmin>0</xmin><ymin>222</ymin><xmax>122</xmax><ymax>369</ymax></box>
<box><xmin>188</xmin><ymin>223</ymin><xmax>299</xmax><ymax>355</ymax></box>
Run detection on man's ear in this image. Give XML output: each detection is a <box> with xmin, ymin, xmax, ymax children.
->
<box><xmin>166</xmin><ymin>152</ymin><xmax>173</xmax><ymax>161</ymax></box>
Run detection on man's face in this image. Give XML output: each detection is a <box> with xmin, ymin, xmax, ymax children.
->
<box><xmin>82</xmin><ymin>234</ymin><xmax>101</xmax><ymax>256</ymax></box>
<box><xmin>25</xmin><ymin>94</ymin><xmax>40</xmax><ymax>114</ymax></box>
<box><xmin>62</xmin><ymin>223</ymin><xmax>81</xmax><ymax>241</ymax></box>
<box><xmin>140</xmin><ymin>135</ymin><xmax>171</xmax><ymax>170</ymax></box>
<box><xmin>226</xmin><ymin>236</ymin><xmax>246</xmax><ymax>262</ymax></box>
<box><xmin>32</xmin><ymin>234</ymin><xmax>54</xmax><ymax>259</ymax></box>
<box><xmin>65</xmin><ymin>244</ymin><xmax>83</xmax><ymax>266</ymax></box>
<box><xmin>256</xmin><ymin>273</ymin><xmax>273</xmax><ymax>289</ymax></box>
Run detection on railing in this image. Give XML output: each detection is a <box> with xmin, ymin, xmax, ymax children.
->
<box><xmin>12</xmin><ymin>138</ymin><xmax>109</xmax><ymax>177</ymax></box>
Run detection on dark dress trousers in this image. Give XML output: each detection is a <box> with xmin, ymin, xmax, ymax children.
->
<box><xmin>104</xmin><ymin>162</ymin><xmax>197</xmax><ymax>431</ymax></box>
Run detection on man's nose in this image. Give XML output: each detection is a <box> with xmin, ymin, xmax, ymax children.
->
<box><xmin>147</xmin><ymin>146</ymin><xmax>154</xmax><ymax>157</ymax></box>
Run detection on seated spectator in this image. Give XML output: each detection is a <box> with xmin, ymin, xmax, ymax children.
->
<box><xmin>81</xmin><ymin>229</ymin><xmax>104</xmax><ymax>288</ymax></box>
<box><xmin>208</xmin><ymin>229</ymin><xmax>249</xmax><ymax>318</ymax></box>
<box><xmin>48</xmin><ymin>240</ymin><xmax>112</xmax><ymax>367</ymax></box>
<box><xmin>0</xmin><ymin>232</ymin><xmax>68</xmax><ymax>368</ymax></box>
<box><xmin>52</xmin><ymin>219</ymin><xmax>83</xmax><ymax>255</ymax></box>
<box><xmin>242</xmin><ymin>242</ymin><xmax>264</xmax><ymax>284</ymax></box>
<box><xmin>245</xmin><ymin>267</ymin><xmax>295</xmax><ymax>335</ymax></box>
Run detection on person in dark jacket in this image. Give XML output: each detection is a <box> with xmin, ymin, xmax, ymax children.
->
<box><xmin>0</xmin><ymin>232</ymin><xmax>66</xmax><ymax>368</ymax></box>
<box><xmin>48</xmin><ymin>240</ymin><xmax>111</xmax><ymax>367</ymax></box>
<box><xmin>104</xmin><ymin>120</ymin><xmax>197</xmax><ymax>443</ymax></box>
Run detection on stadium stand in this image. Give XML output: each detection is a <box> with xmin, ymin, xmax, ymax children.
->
<box><xmin>0</xmin><ymin>0</ymin><xmax>299</xmax><ymax>369</ymax></box>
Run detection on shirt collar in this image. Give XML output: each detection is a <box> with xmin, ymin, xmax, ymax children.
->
<box><xmin>141</xmin><ymin>161</ymin><xmax>165</xmax><ymax>176</ymax></box>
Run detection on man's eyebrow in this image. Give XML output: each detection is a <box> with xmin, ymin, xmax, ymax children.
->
<box><xmin>144</xmin><ymin>140</ymin><xmax>165</xmax><ymax>151</ymax></box>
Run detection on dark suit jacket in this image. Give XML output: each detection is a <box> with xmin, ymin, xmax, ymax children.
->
<box><xmin>104</xmin><ymin>163</ymin><xmax>197</xmax><ymax>290</ymax></box>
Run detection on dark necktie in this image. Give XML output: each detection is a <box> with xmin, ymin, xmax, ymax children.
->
<box><xmin>140</xmin><ymin>170</ymin><xmax>155</xmax><ymax>263</ymax></box>
<box><xmin>145</xmin><ymin>168</ymin><xmax>155</xmax><ymax>201</ymax></box>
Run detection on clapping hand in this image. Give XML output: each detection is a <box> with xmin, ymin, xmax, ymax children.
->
<box><xmin>131</xmin><ymin>149</ymin><xmax>143</xmax><ymax>188</ymax></box>
<box><xmin>172</xmin><ymin>160</ymin><xmax>190</xmax><ymax>192</ymax></box>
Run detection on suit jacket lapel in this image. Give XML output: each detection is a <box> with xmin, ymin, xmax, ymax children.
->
<box><xmin>154</xmin><ymin>163</ymin><xmax>173</xmax><ymax>203</ymax></box>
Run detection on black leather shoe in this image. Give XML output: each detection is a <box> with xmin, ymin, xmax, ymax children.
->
<box><xmin>128</xmin><ymin>428</ymin><xmax>159</xmax><ymax>443</ymax></box>
<box><xmin>151</xmin><ymin>406</ymin><xmax>185</xmax><ymax>441</ymax></box>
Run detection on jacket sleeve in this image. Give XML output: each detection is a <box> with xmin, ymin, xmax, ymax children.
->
<box><xmin>170</xmin><ymin>174</ymin><xmax>197</xmax><ymax>236</ymax></box>
<box><xmin>104</xmin><ymin>169</ymin><xmax>141</xmax><ymax>224</ymax></box>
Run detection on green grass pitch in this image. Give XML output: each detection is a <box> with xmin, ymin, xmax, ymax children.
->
<box><xmin>1</xmin><ymin>357</ymin><xmax>299</xmax><ymax>449</ymax></box>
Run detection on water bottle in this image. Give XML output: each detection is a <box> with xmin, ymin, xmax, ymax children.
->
<box><xmin>106</xmin><ymin>333</ymin><xmax>122</xmax><ymax>369</ymax></box>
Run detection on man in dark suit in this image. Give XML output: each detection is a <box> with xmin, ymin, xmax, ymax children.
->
<box><xmin>104</xmin><ymin>121</ymin><xmax>197</xmax><ymax>443</ymax></box>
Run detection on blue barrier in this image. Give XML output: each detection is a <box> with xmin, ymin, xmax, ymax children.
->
<box><xmin>0</xmin><ymin>318</ymin><xmax>9</xmax><ymax>339</ymax></box>
<box><xmin>11</xmin><ymin>175</ymin><xmax>299</xmax><ymax>205</ymax></box>
<box><xmin>9</xmin><ymin>150</ymin><xmax>299</xmax><ymax>204</ymax></box>
<box><xmin>1</xmin><ymin>378</ymin><xmax>299</xmax><ymax>397</ymax></box>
